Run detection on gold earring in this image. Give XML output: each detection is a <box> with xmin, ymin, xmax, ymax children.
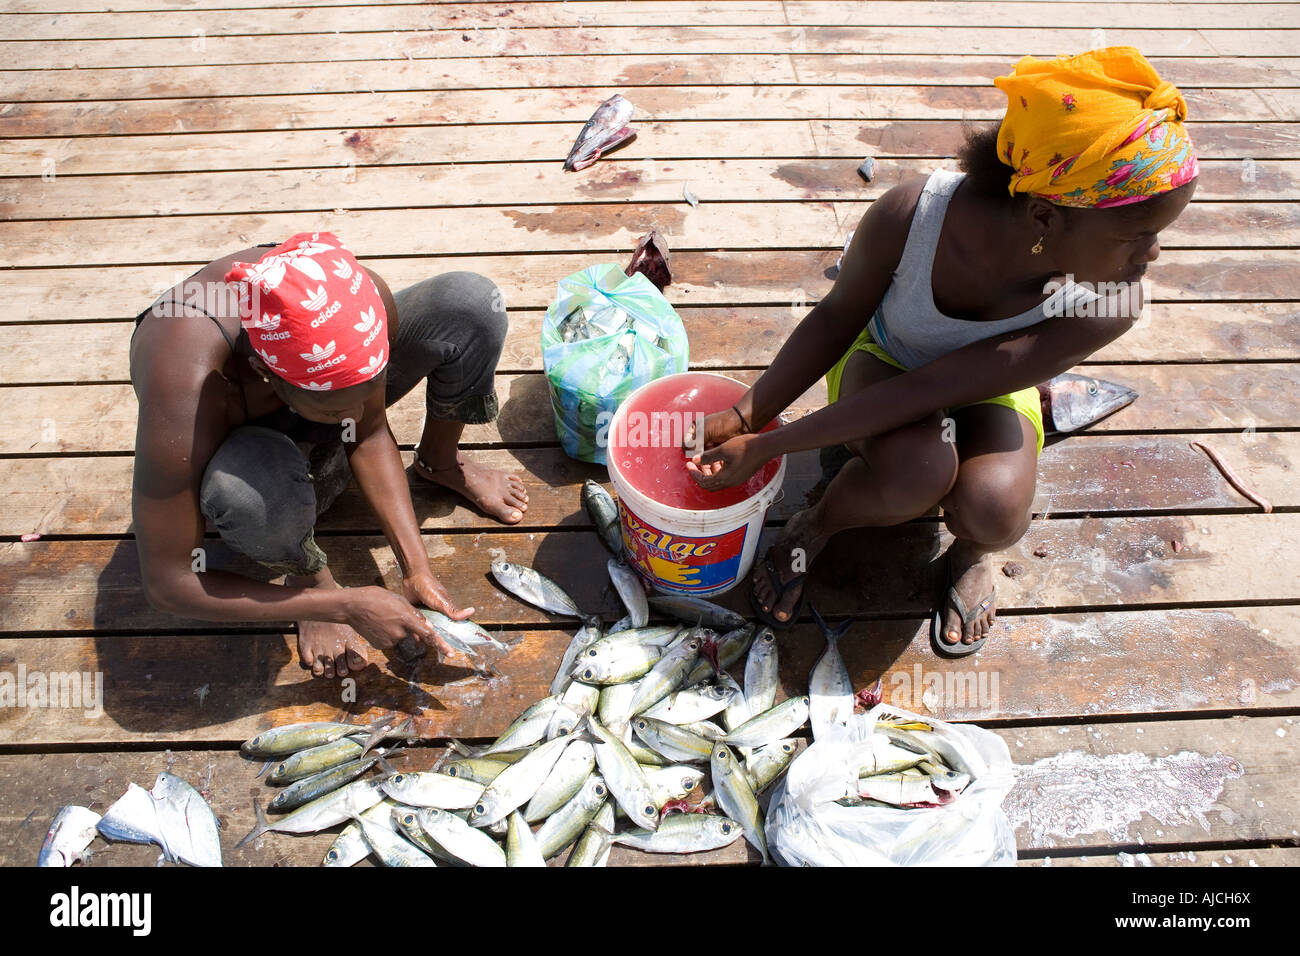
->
<box><xmin>1031</xmin><ymin>235</ymin><xmax>1045</xmax><ymax>255</ymax></box>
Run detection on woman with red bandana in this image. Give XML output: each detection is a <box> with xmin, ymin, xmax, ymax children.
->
<box><xmin>130</xmin><ymin>233</ymin><xmax>528</xmax><ymax>678</ymax></box>
<box><xmin>685</xmin><ymin>47</ymin><xmax>1198</xmax><ymax>656</ymax></box>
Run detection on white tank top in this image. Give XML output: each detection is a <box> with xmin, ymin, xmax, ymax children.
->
<box><xmin>867</xmin><ymin>169</ymin><xmax>1097</xmax><ymax>369</ymax></box>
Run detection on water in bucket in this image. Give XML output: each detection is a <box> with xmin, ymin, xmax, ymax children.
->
<box><xmin>608</xmin><ymin>374</ymin><xmax>781</xmax><ymax>511</ymax></box>
<box><xmin>607</xmin><ymin>372</ymin><xmax>785</xmax><ymax>597</ymax></box>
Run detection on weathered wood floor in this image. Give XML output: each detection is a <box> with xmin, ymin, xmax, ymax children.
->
<box><xmin>0</xmin><ymin>0</ymin><xmax>1296</xmax><ymax>867</ymax></box>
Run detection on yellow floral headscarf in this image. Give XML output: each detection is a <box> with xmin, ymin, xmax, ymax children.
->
<box><xmin>994</xmin><ymin>46</ymin><xmax>1198</xmax><ymax>208</ymax></box>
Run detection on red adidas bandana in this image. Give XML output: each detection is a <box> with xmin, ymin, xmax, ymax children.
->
<box><xmin>225</xmin><ymin>232</ymin><xmax>389</xmax><ymax>392</ymax></box>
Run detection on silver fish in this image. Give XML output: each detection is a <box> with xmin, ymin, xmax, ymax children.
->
<box><xmin>241</xmin><ymin>716</ymin><xmax>392</xmax><ymax>758</ymax></box>
<box><xmin>632</xmin><ymin>716</ymin><xmax>713</xmax><ymax>764</ymax></box>
<box><xmin>268</xmin><ymin>734</ymin><xmax>367</xmax><ymax>784</ymax></box>
<box><xmin>648</xmin><ymin>596</ymin><xmax>746</xmax><ymax>630</ymax></box>
<box><xmin>525</xmin><ymin>740</ymin><xmax>596</xmax><ymax>822</ymax></box>
<box><xmin>149</xmin><ymin>773</ymin><xmax>222</xmax><ymax>867</ymax></box>
<box><xmin>443</xmin><ymin>757</ymin><xmax>512</xmax><ymax>786</ymax></box>
<box><xmin>607</xmin><ymin>559</ymin><xmax>649</xmax><ymax>628</ymax></box>
<box><xmin>684</xmin><ymin>624</ymin><xmax>755</xmax><ymax>686</ymax></box>
<box><xmin>582</xmin><ymin>480</ymin><xmax>624</xmax><ymax>559</ymax></box>
<box><xmin>393</xmin><ymin>807</ymin><xmax>467</xmax><ymax>866</ymax></box>
<box><xmin>880</xmin><ymin>727</ymin><xmax>976</xmax><ymax>779</ymax></box>
<box><xmin>598</xmin><ymin>681</ymin><xmax>640</xmax><ymax>732</ymax></box>
<box><xmin>645</xmin><ymin>765</ymin><xmax>706</xmax><ymax>809</ymax></box>
<box><xmin>857</xmin><ymin>735</ymin><xmax>931</xmax><ymax>776</ymax></box>
<box><xmin>918</xmin><ymin>760</ymin><xmax>972</xmax><ymax>795</ymax></box>
<box><xmin>681</xmin><ymin>719</ymin><xmax>727</xmax><ymax>740</ymax></box>
<box><xmin>627</xmin><ymin>632</ymin><xmax>701</xmax><ymax>717</ymax></box>
<box><xmin>490</xmin><ymin>560</ymin><xmax>583</xmax><ymax>617</ymax></box>
<box><xmin>536</xmin><ymin>773</ymin><xmax>609</xmax><ymax>859</ymax></box>
<box><xmin>97</xmin><ymin>783</ymin><xmax>166</xmax><ymax>851</ymax></box>
<box><xmin>416</xmin><ymin>807</ymin><xmax>508</xmax><ymax>868</ymax></box>
<box><xmin>1040</xmin><ymin>372</ymin><xmax>1138</xmax><ymax>434</ymax></box>
<box><xmin>506</xmin><ymin>811</ymin><xmax>547</xmax><ymax>866</ymax></box>
<box><xmin>563</xmin><ymin>93</ymin><xmax>637</xmax><ymax>172</ymax></box>
<box><xmin>357</xmin><ymin>814</ymin><xmax>436</xmax><ymax>867</ymax></box>
<box><xmin>380</xmin><ymin>771</ymin><xmax>485</xmax><ymax>810</ymax></box>
<box><xmin>551</xmin><ymin>617</ymin><xmax>603</xmax><ymax>696</ymax></box>
<box><xmin>744</xmin><ymin>739</ymin><xmax>800</xmax><ymax>793</ymax></box>
<box><xmin>856</xmin><ymin>772</ymin><xmax>956</xmax><ymax>808</ymax></box>
<box><xmin>566</xmin><ymin>800</ymin><xmax>615</xmax><ymax>867</ymax></box>
<box><xmin>561</xmin><ymin>679</ymin><xmax>602</xmax><ymax>716</ymax></box>
<box><xmin>722</xmin><ymin>695</ymin><xmax>810</xmax><ymax>748</ymax></box>
<box><xmin>744</xmin><ymin>626</ymin><xmax>780</xmax><ymax>716</ymax></box>
<box><xmin>420</xmin><ymin>608</ymin><xmax>516</xmax><ymax>657</ymax></box>
<box><xmin>572</xmin><ymin>640</ymin><xmax>664</xmax><ymax>685</ymax></box>
<box><xmin>323</xmin><ymin>799</ymin><xmax>403</xmax><ymax>867</ymax></box>
<box><xmin>268</xmin><ymin>753</ymin><xmax>384</xmax><ymax>813</ymax></box>
<box><xmin>642</xmin><ymin>683</ymin><xmax>734</xmax><ymax>725</ymax></box>
<box><xmin>463</xmin><ymin>694</ymin><xmax>562</xmax><ymax>757</ymax></box>
<box><xmin>808</xmin><ymin>607</ymin><xmax>854</xmax><ymax>741</ymax></box>
<box><xmin>717</xmin><ymin>671</ymin><xmax>750</xmax><ymax>732</ymax></box>
<box><xmin>237</xmin><ymin>779</ymin><xmax>383</xmax><ymax>847</ymax></box>
<box><xmin>469</xmin><ymin>736</ymin><xmax>572</xmax><ymax>827</ymax></box>
<box><xmin>38</xmin><ymin>806</ymin><xmax>101</xmax><ymax>867</ymax></box>
<box><xmin>612</xmin><ymin>813</ymin><xmax>744</xmax><ymax>854</ymax></box>
<box><xmin>587</xmin><ymin>716</ymin><xmax>659</xmax><ymax>831</ymax></box>
<box><xmin>711</xmin><ymin>743</ymin><xmax>769</xmax><ymax>864</ymax></box>
<box><xmin>608</xmin><ymin>615</ymin><xmax>634</xmax><ymax>634</ymax></box>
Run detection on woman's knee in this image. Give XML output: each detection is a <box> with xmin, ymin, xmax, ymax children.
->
<box><xmin>200</xmin><ymin>427</ymin><xmax>317</xmax><ymax>545</ymax></box>
<box><xmin>850</xmin><ymin>421</ymin><xmax>959</xmax><ymax>508</ymax></box>
<box><xmin>440</xmin><ymin>271</ymin><xmax>508</xmax><ymax>349</ymax></box>
<box><xmin>943</xmin><ymin>463</ymin><xmax>1035</xmax><ymax>544</ymax></box>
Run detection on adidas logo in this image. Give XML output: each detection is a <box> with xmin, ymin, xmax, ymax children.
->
<box><xmin>354</xmin><ymin>306</ymin><xmax>377</xmax><ymax>333</ymax></box>
<box><xmin>257</xmin><ymin>349</ymin><xmax>278</xmax><ymax>366</ymax></box>
<box><xmin>331</xmin><ymin>258</ymin><xmax>353</xmax><ymax>280</ymax></box>
<box><xmin>359</xmin><ymin>349</ymin><xmax>386</xmax><ymax>376</ymax></box>
<box><xmin>300</xmin><ymin>285</ymin><xmax>328</xmax><ymax>312</ymax></box>
<box><xmin>302</xmin><ymin>380</ymin><xmax>333</xmax><ymax>391</ymax></box>
<box><xmin>299</xmin><ymin>341</ymin><xmax>337</xmax><ymax>361</ymax></box>
<box><xmin>254</xmin><ymin>312</ymin><xmax>281</xmax><ymax>330</ymax></box>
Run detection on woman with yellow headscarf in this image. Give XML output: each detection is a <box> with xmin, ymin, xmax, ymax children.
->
<box><xmin>684</xmin><ymin>47</ymin><xmax>1198</xmax><ymax>656</ymax></box>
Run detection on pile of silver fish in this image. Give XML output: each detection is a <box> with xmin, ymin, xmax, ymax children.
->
<box><xmin>38</xmin><ymin>771</ymin><xmax>223</xmax><ymax>867</ymax></box>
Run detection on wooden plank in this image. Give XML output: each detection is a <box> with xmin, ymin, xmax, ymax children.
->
<box><xmin>3</xmin><ymin>201</ymin><xmax>1292</xmax><ymax>269</ymax></box>
<box><xmin>2</xmin><ymin>429</ymin><xmax>1296</xmax><ymax>539</ymax></box>
<box><xmin>6</xmin><ymin>300</ymin><xmax>1298</xmax><ymax>386</ymax></box>
<box><xmin>4</xmin><ymin>159</ymin><xmax>1294</xmax><ymax>222</ymax></box>
<box><xmin>3</xmin><ymin>0</ymin><xmax>1280</xmax><ymax>12</ymax></box>
<box><xmin>5</xmin><ymin>360</ymin><xmax>1296</xmax><ymax>455</ymax></box>
<box><xmin>3</xmin><ymin>84</ymin><xmax>1291</xmax><ymax>140</ymax></box>
<box><xmin>3</xmin><ymin>251</ymin><xmax>1295</xmax><ymax>327</ymax></box>
<box><xmin>1022</xmin><ymin>848</ymin><xmax>1300</xmax><ymax>866</ymax></box>
<box><xmin>6</xmin><ymin>121</ymin><xmax>1295</xmax><ymax>179</ymax></box>
<box><xmin>0</xmin><ymin>604</ymin><xmax>1295</xmax><ymax>746</ymax></box>
<box><xmin>0</xmin><ymin>716</ymin><xmax>1293</xmax><ymax>865</ymax></box>
<box><xmin>5</xmin><ymin>54</ymin><xmax>1295</xmax><ymax>102</ymax></box>
<box><xmin>7</xmin><ymin>3</ymin><xmax>1300</xmax><ymax>38</ymax></box>
<box><xmin>2</xmin><ymin>513</ymin><xmax>1297</xmax><ymax>634</ymax></box>
<box><xmin>13</xmin><ymin>27</ymin><xmax>1295</xmax><ymax>71</ymax></box>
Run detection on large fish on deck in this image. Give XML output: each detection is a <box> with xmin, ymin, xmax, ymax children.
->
<box><xmin>1038</xmin><ymin>372</ymin><xmax>1137</xmax><ymax>434</ymax></box>
<box><xmin>563</xmin><ymin>94</ymin><xmax>637</xmax><ymax>171</ymax></box>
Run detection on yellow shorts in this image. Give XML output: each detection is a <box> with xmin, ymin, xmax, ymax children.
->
<box><xmin>825</xmin><ymin>326</ymin><xmax>1044</xmax><ymax>457</ymax></box>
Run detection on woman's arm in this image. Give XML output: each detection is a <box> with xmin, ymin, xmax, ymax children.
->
<box><xmin>690</xmin><ymin>294</ymin><xmax>1139</xmax><ymax>488</ymax></box>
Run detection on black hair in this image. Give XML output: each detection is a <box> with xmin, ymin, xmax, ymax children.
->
<box><xmin>956</xmin><ymin>123</ymin><xmax>1016</xmax><ymax>200</ymax></box>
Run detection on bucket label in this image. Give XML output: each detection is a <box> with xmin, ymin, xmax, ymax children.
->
<box><xmin>621</xmin><ymin>508</ymin><xmax>748</xmax><ymax>593</ymax></box>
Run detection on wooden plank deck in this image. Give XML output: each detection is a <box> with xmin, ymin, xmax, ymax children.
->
<box><xmin>0</xmin><ymin>0</ymin><xmax>1296</xmax><ymax>867</ymax></box>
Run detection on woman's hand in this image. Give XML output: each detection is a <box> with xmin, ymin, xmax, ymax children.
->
<box><xmin>683</xmin><ymin>407</ymin><xmax>748</xmax><ymax>456</ymax></box>
<box><xmin>343</xmin><ymin>584</ymin><xmax>457</xmax><ymax>658</ymax></box>
<box><xmin>685</xmin><ymin>433</ymin><xmax>770</xmax><ymax>491</ymax></box>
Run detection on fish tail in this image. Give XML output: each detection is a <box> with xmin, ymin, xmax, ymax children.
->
<box><xmin>810</xmin><ymin>604</ymin><xmax>852</xmax><ymax>642</ymax></box>
<box><xmin>234</xmin><ymin>796</ymin><xmax>270</xmax><ymax>849</ymax></box>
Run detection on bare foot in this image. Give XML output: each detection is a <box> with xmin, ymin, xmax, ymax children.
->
<box><xmin>413</xmin><ymin>452</ymin><xmax>529</xmax><ymax>525</ymax></box>
<box><xmin>297</xmin><ymin>618</ymin><xmax>370</xmax><ymax>678</ymax></box>
<box><xmin>287</xmin><ymin>570</ymin><xmax>370</xmax><ymax>678</ymax></box>
<box><xmin>751</xmin><ymin>506</ymin><xmax>830</xmax><ymax>623</ymax></box>
<box><xmin>939</xmin><ymin>542</ymin><xmax>996</xmax><ymax>646</ymax></box>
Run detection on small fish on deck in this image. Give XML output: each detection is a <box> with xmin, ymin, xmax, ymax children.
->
<box><xmin>563</xmin><ymin>94</ymin><xmax>637</xmax><ymax>172</ymax></box>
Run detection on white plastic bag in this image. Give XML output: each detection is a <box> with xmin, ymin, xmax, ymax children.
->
<box><xmin>765</xmin><ymin>703</ymin><xmax>1017</xmax><ymax>866</ymax></box>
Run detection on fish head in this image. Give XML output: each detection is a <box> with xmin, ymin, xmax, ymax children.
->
<box><xmin>1046</xmin><ymin>372</ymin><xmax>1138</xmax><ymax>432</ymax></box>
<box><xmin>394</xmin><ymin>808</ymin><xmax>421</xmax><ymax>831</ymax></box>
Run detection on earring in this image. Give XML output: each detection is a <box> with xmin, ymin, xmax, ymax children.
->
<box><xmin>1031</xmin><ymin>235</ymin><xmax>1045</xmax><ymax>255</ymax></box>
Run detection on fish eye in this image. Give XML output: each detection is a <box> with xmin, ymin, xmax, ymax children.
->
<box><xmin>392</xmin><ymin>773</ymin><xmax>405</xmax><ymax>784</ymax></box>
<box><xmin>783</xmin><ymin>743</ymin><xmax>794</xmax><ymax>753</ymax></box>
<box><xmin>643</xmin><ymin>805</ymin><xmax>656</xmax><ymax>817</ymax></box>
<box><xmin>683</xmin><ymin>778</ymin><xmax>697</xmax><ymax>791</ymax></box>
<box><xmin>583</xmin><ymin>670</ymin><xmax>594</xmax><ymax>680</ymax></box>
<box><xmin>716</xmin><ymin>748</ymin><xmax>728</xmax><ymax>760</ymax></box>
<box><xmin>447</xmin><ymin>766</ymin><xmax>459</xmax><ymax>777</ymax></box>
<box><xmin>474</xmin><ymin>803</ymin><xmax>486</xmax><ymax>815</ymax></box>
<box><xmin>558</xmin><ymin>727</ymin><xmax>570</xmax><ymax>737</ymax></box>
<box><xmin>586</xmin><ymin>649</ymin><xmax>598</xmax><ymax>657</ymax></box>
<box><xmin>401</xmin><ymin>813</ymin><xmax>415</xmax><ymax>826</ymax></box>
<box><xmin>635</xmin><ymin>720</ymin><xmax>646</xmax><ymax>730</ymax></box>
<box><xmin>720</xmin><ymin>822</ymin><xmax>732</xmax><ymax>834</ymax></box>
<box><xmin>1088</xmin><ymin>382</ymin><xmax>1098</xmax><ymax>394</ymax></box>
<box><xmin>595</xmin><ymin>784</ymin><xmax>606</xmax><ymax>796</ymax></box>
<box><xmin>326</xmin><ymin>849</ymin><xmax>339</xmax><ymax>862</ymax></box>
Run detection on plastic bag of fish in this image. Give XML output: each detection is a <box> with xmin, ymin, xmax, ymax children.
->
<box><xmin>541</xmin><ymin>262</ymin><xmax>688</xmax><ymax>464</ymax></box>
<box><xmin>764</xmin><ymin>703</ymin><xmax>1017</xmax><ymax>866</ymax></box>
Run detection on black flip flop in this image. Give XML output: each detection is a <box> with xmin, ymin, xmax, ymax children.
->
<box><xmin>749</xmin><ymin>552</ymin><xmax>807</xmax><ymax>630</ymax></box>
<box><xmin>930</xmin><ymin>552</ymin><xmax>995</xmax><ymax>658</ymax></box>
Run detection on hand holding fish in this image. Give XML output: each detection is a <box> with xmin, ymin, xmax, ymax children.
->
<box><xmin>402</xmin><ymin>572</ymin><xmax>475</xmax><ymax>658</ymax></box>
<box><xmin>343</xmin><ymin>584</ymin><xmax>457</xmax><ymax>658</ymax></box>
<box><xmin>686</xmin><ymin>432</ymin><xmax>770</xmax><ymax>490</ymax></box>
